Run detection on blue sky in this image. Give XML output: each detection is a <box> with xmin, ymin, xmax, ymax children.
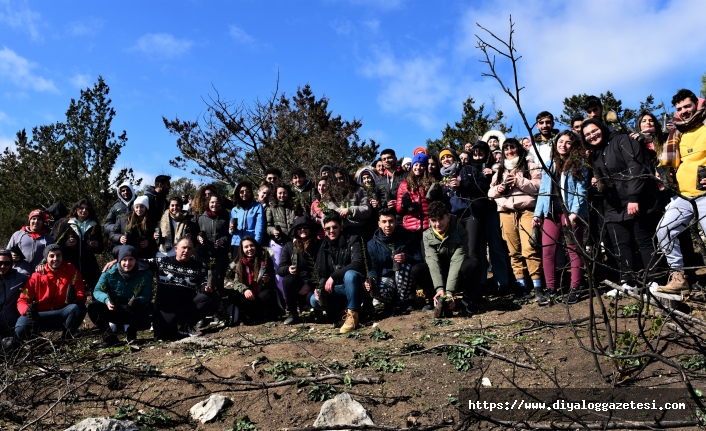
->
<box><xmin>2</xmin><ymin>0</ymin><xmax>705</xmax><ymax>186</ymax></box>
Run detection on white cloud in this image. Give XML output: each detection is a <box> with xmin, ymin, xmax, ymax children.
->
<box><xmin>0</xmin><ymin>47</ymin><xmax>58</xmax><ymax>93</ymax></box>
<box><xmin>130</xmin><ymin>33</ymin><xmax>193</xmax><ymax>59</ymax></box>
<box><xmin>66</xmin><ymin>18</ymin><xmax>103</xmax><ymax>36</ymax></box>
<box><xmin>69</xmin><ymin>73</ymin><xmax>92</xmax><ymax>89</ymax></box>
<box><xmin>0</xmin><ymin>111</ymin><xmax>15</xmax><ymax>124</ymax></box>
<box><xmin>0</xmin><ymin>136</ymin><xmax>16</xmax><ymax>152</ymax></box>
<box><xmin>229</xmin><ymin>25</ymin><xmax>255</xmax><ymax>44</ymax></box>
<box><xmin>0</xmin><ymin>0</ymin><xmax>42</xmax><ymax>41</ymax></box>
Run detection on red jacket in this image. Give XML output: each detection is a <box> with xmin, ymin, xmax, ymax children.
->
<box><xmin>396</xmin><ymin>181</ymin><xmax>429</xmax><ymax>232</ymax></box>
<box><xmin>17</xmin><ymin>262</ymin><xmax>86</xmax><ymax>315</ymax></box>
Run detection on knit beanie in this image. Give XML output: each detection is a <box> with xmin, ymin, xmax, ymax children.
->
<box><xmin>411</xmin><ymin>153</ymin><xmax>429</xmax><ymax>167</ymax></box>
<box><xmin>413</xmin><ymin>147</ymin><xmax>427</xmax><ymax>156</ymax></box>
<box><xmin>43</xmin><ymin>244</ymin><xmax>61</xmax><ymax>259</ymax></box>
<box><xmin>133</xmin><ymin>195</ymin><xmax>149</xmax><ymax>210</ymax></box>
<box><xmin>439</xmin><ymin>147</ymin><xmax>458</xmax><ymax>161</ymax></box>
<box><xmin>0</xmin><ymin>249</ymin><xmax>12</xmax><ymax>259</ymax></box>
<box><xmin>28</xmin><ymin>209</ymin><xmax>48</xmax><ymax>222</ymax></box>
<box><xmin>118</xmin><ymin>245</ymin><xmax>139</xmax><ymax>262</ymax></box>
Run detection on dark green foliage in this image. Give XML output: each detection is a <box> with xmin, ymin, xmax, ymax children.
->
<box><xmin>680</xmin><ymin>354</ymin><xmax>706</xmax><ymax>371</ymax></box>
<box><xmin>307</xmin><ymin>382</ymin><xmax>338</xmax><ymax>402</ymax></box>
<box><xmin>227</xmin><ymin>415</ymin><xmax>258</xmax><ymax>431</ymax></box>
<box><xmin>370</xmin><ymin>326</ymin><xmax>392</xmax><ymax>341</ymax></box>
<box><xmin>164</xmin><ymin>82</ymin><xmax>379</xmax><ymax>187</ymax></box>
<box><xmin>558</xmin><ymin>91</ymin><xmax>665</xmax><ymax>131</ymax></box>
<box><xmin>426</xmin><ymin>96</ymin><xmax>511</xmax><ymax>155</ymax></box>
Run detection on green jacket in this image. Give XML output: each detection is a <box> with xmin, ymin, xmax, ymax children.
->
<box><xmin>422</xmin><ymin>214</ymin><xmax>468</xmax><ymax>295</ymax></box>
<box><xmin>266</xmin><ymin>205</ymin><xmax>296</xmax><ymax>240</ymax></box>
<box><xmin>93</xmin><ymin>265</ymin><xmax>153</xmax><ymax>307</ymax></box>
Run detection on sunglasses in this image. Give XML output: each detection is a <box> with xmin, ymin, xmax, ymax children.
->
<box><xmin>324</xmin><ymin>226</ymin><xmax>340</xmax><ymax>232</ymax></box>
<box><xmin>0</xmin><ymin>261</ymin><xmax>12</xmax><ymax>267</ymax></box>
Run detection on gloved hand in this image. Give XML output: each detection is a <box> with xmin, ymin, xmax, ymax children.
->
<box><xmin>401</xmin><ymin>193</ymin><xmax>415</xmax><ymax>212</ymax></box>
<box><xmin>426</xmin><ymin>183</ymin><xmax>443</xmax><ymax>202</ymax></box>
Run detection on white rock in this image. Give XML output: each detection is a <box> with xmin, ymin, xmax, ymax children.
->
<box><xmin>189</xmin><ymin>394</ymin><xmax>233</xmax><ymax>423</ymax></box>
<box><xmin>312</xmin><ymin>392</ymin><xmax>374</xmax><ymax>430</ymax></box>
<box><xmin>64</xmin><ymin>418</ymin><xmax>139</xmax><ymax>431</ymax></box>
<box><xmin>481</xmin><ymin>377</ymin><xmax>492</xmax><ymax>387</ymax></box>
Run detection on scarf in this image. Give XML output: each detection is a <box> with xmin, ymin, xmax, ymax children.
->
<box><xmin>468</xmin><ymin>159</ymin><xmax>484</xmax><ymax>173</ymax></box>
<box><xmin>431</xmin><ymin>225</ymin><xmax>448</xmax><ymax>240</ymax></box>
<box><xmin>69</xmin><ymin>218</ymin><xmax>96</xmax><ymax>239</ymax></box>
<box><xmin>661</xmin><ymin>98</ymin><xmax>706</xmax><ymax>168</ymax></box>
<box><xmin>205</xmin><ymin>210</ymin><xmax>219</xmax><ymax>219</ymax></box>
<box><xmin>240</xmin><ymin>256</ymin><xmax>258</xmax><ymax>293</ymax></box>
<box><xmin>504</xmin><ymin>157</ymin><xmax>520</xmax><ymax>171</ymax></box>
<box><xmin>118</xmin><ymin>262</ymin><xmax>141</xmax><ymax>281</ymax></box>
<box><xmin>160</xmin><ymin>210</ymin><xmax>189</xmax><ymax>250</ymax></box>
<box><xmin>440</xmin><ymin>163</ymin><xmax>458</xmax><ymax>178</ymax></box>
<box><xmin>21</xmin><ymin>225</ymin><xmax>47</xmax><ymax>240</ymax></box>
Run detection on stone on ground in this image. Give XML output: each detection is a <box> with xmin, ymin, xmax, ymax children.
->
<box><xmin>190</xmin><ymin>393</ymin><xmax>233</xmax><ymax>423</ymax></box>
<box><xmin>64</xmin><ymin>418</ymin><xmax>139</xmax><ymax>431</ymax></box>
<box><xmin>312</xmin><ymin>392</ymin><xmax>374</xmax><ymax>430</ymax></box>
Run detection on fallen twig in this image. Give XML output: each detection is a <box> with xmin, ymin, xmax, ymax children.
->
<box><xmin>390</xmin><ymin>343</ymin><xmax>536</xmax><ymax>370</ymax></box>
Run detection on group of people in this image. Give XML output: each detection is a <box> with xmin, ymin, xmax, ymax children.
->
<box><xmin>1</xmin><ymin>87</ymin><xmax>704</xmax><ymax>349</ymax></box>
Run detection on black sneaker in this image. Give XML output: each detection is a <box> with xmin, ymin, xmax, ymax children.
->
<box><xmin>565</xmin><ymin>289</ymin><xmax>580</xmax><ymax>304</ymax></box>
<box><xmin>459</xmin><ymin>297</ymin><xmax>479</xmax><ymax>316</ymax></box>
<box><xmin>97</xmin><ymin>334</ymin><xmax>120</xmax><ymax>348</ymax></box>
<box><xmin>283</xmin><ymin>314</ymin><xmax>301</xmax><ymax>325</ymax></box>
<box><xmin>177</xmin><ymin>324</ymin><xmax>203</xmax><ymax>338</ymax></box>
<box><xmin>433</xmin><ymin>296</ymin><xmax>446</xmax><ymax>319</ymax></box>
<box><xmin>535</xmin><ymin>288</ymin><xmax>549</xmax><ymax>306</ymax></box>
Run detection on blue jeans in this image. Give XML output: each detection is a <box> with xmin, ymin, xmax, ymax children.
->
<box><xmin>310</xmin><ymin>270</ymin><xmax>364</xmax><ymax>313</ymax></box>
<box><xmin>657</xmin><ymin>195</ymin><xmax>706</xmax><ymax>269</ymax></box>
<box><xmin>15</xmin><ymin>303</ymin><xmax>87</xmax><ymax>340</ymax></box>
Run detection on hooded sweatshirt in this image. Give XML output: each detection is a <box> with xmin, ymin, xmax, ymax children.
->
<box><xmin>105</xmin><ymin>182</ymin><xmax>136</xmax><ymax>234</ymax></box>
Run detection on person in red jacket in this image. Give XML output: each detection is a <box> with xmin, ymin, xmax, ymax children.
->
<box><xmin>15</xmin><ymin>244</ymin><xmax>87</xmax><ymax>340</ymax></box>
<box><xmin>396</xmin><ymin>153</ymin><xmax>433</xmax><ymax>239</ymax></box>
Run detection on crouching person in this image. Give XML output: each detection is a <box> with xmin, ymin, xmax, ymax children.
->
<box><xmin>1</xmin><ymin>249</ymin><xmax>28</xmax><ymax>350</ymax></box>
<box><xmin>89</xmin><ymin>245</ymin><xmax>153</xmax><ymax>347</ymax></box>
<box><xmin>230</xmin><ymin>236</ymin><xmax>284</xmax><ymax>325</ymax></box>
<box><xmin>311</xmin><ymin>214</ymin><xmax>366</xmax><ymax>334</ymax></box>
<box><xmin>365</xmin><ymin>208</ymin><xmax>421</xmax><ymax>316</ymax></box>
<box><xmin>15</xmin><ymin>244</ymin><xmax>87</xmax><ymax>340</ymax></box>
<box><xmin>412</xmin><ymin>202</ymin><xmax>479</xmax><ymax>318</ymax></box>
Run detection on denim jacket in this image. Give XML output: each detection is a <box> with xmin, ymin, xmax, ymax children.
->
<box><xmin>534</xmin><ymin>161</ymin><xmax>589</xmax><ymax>219</ymax></box>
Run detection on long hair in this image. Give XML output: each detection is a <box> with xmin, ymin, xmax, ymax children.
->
<box><xmin>192</xmin><ymin>184</ymin><xmax>218</xmax><ymax>215</ymax></box>
<box><xmin>233</xmin><ymin>181</ymin><xmax>254</xmax><ymax>209</ymax></box>
<box><xmin>67</xmin><ymin>198</ymin><xmax>97</xmax><ymax>221</ymax></box>
<box><xmin>406</xmin><ymin>165</ymin><xmax>435</xmax><ymax>193</ymax></box>
<box><xmin>293</xmin><ymin>226</ymin><xmax>315</xmax><ymax>254</ymax></box>
<box><xmin>269</xmin><ymin>183</ymin><xmax>294</xmax><ymax>209</ymax></box>
<box><xmin>126</xmin><ymin>209</ymin><xmax>147</xmax><ymax>233</ymax></box>
<box><xmin>635</xmin><ymin>111</ymin><xmax>665</xmax><ymax>155</ymax></box>
<box><xmin>323</xmin><ymin>167</ymin><xmax>356</xmax><ymax>203</ymax></box>
<box><xmin>235</xmin><ymin>236</ymin><xmax>266</xmax><ymax>284</ymax></box>
<box><xmin>552</xmin><ymin>130</ymin><xmax>586</xmax><ymax>181</ymax></box>
<box><xmin>492</xmin><ymin>138</ymin><xmax>530</xmax><ymax>186</ymax></box>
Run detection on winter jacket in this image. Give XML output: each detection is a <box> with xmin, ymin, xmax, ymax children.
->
<box><xmin>157</xmin><ymin>210</ymin><xmax>198</xmax><ymax>257</ymax></box>
<box><xmin>315</xmin><ymin>234</ymin><xmax>365</xmax><ymax>286</ymax></box>
<box><xmin>488</xmin><ymin>161</ymin><xmax>542</xmax><ymax>211</ymax></box>
<box><xmin>277</xmin><ymin>239</ymin><xmax>322</xmax><ymax>281</ymax></box>
<box><xmin>93</xmin><ymin>264</ymin><xmax>153</xmax><ymax>307</ymax></box>
<box><xmin>266</xmin><ymin>204</ymin><xmax>296</xmax><ymax>242</ymax></box>
<box><xmin>443</xmin><ymin>164</ymin><xmax>490</xmax><ymax>218</ymax></box>
<box><xmin>144</xmin><ymin>186</ymin><xmax>168</xmax><ymax>231</ymax></box>
<box><xmin>0</xmin><ymin>269</ymin><xmax>28</xmax><ymax>329</ymax></box>
<box><xmin>534</xmin><ymin>161</ymin><xmax>590</xmax><ymax>219</ymax></box>
<box><xmin>374</xmin><ymin>167</ymin><xmax>408</xmax><ymax>206</ymax></box>
<box><xmin>51</xmin><ymin>218</ymin><xmax>104</xmax><ymax>289</ymax></box>
<box><xmin>232</xmin><ymin>251</ymin><xmax>278</xmax><ymax>295</ymax></box>
<box><xmin>366</xmin><ymin>227</ymin><xmax>422</xmax><ymax>281</ymax></box>
<box><xmin>109</xmin><ymin>215</ymin><xmax>158</xmax><ymax>259</ymax></box>
<box><xmin>195</xmin><ymin>211</ymin><xmax>232</xmax><ymax>261</ymax></box>
<box><xmin>396</xmin><ymin>180</ymin><xmax>430</xmax><ymax>232</ymax></box>
<box><xmin>17</xmin><ymin>262</ymin><xmax>86</xmax><ymax>315</ymax></box>
<box><xmin>292</xmin><ymin>180</ymin><xmax>318</xmax><ymax>215</ymax></box>
<box><xmin>104</xmin><ymin>182</ymin><xmax>135</xmax><ymax>235</ymax></box>
<box><xmin>422</xmin><ymin>215</ymin><xmax>468</xmax><ymax>295</ymax></box>
<box><xmin>230</xmin><ymin>201</ymin><xmax>265</xmax><ymax>246</ymax></box>
<box><xmin>321</xmin><ymin>186</ymin><xmax>372</xmax><ymax>229</ymax></box>
<box><xmin>591</xmin><ymin>131</ymin><xmax>660</xmax><ymax>221</ymax></box>
<box><xmin>7</xmin><ymin>228</ymin><xmax>54</xmax><ymax>274</ymax></box>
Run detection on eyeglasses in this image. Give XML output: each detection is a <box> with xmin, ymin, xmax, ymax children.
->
<box><xmin>0</xmin><ymin>261</ymin><xmax>12</xmax><ymax>267</ymax></box>
<box><xmin>584</xmin><ymin>129</ymin><xmax>601</xmax><ymax>140</ymax></box>
<box><xmin>239</xmin><ymin>190</ymin><xmax>251</xmax><ymax>194</ymax></box>
<box><xmin>324</xmin><ymin>226</ymin><xmax>340</xmax><ymax>232</ymax></box>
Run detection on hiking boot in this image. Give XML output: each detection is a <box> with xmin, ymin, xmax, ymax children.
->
<box><xmin>658</xmin><ymin>271</ymin><xmax>689</xmax><ymax>294</ymax></box>
<box><xmin>514</xmin><ymin>287</ymin><xmax>533</xmax><ymax>300</ymax></box>
<box><xmin>433</xmin><ymin>296</ymin><xmax>447</xmax><ymax>319</ymax></box>
<box><xmin>340</xmin><ymin>309</ymin><xmax>359</xmax><ymax>334</ymax></box>
<box><xmin>565</xmin><ymin>289</ymin><xmax>580</xmax><ymax>304</ymax></box>
<box><xmin>535</xmin><ymin>288</ymin><xmax>549</xmax><ymax>306</ymax></box>
<box><xmin>459</xmin><ymin>296</ymin><xmax>479</xmax><ymax>316</ymax></box>
<box><xmin>177</xmin><ymin>324</ymin><xmax>203</xmax><ymax>338</ymax></box>
<box><xmin>98</xmin><ymin>334</ymin><xmax>120</xmax><ymax>348</ymax></box>
<box><xmin>283</xmin><ymin>314</ymin><xmax>301</xmax><ymax>325</ymax></box>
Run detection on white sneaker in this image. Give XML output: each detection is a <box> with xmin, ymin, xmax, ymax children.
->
<box><xmin>604</xmin><ymin>289</ymin><xmax>620</xmax><ymax>298</ymax></box>
<box><xmin>109</xmin><ymin>322</ymin><xmax>118</xmax><ymax>333</ymax></box>
<box><xmin>621</xmin><ymin>283</ymin><xmax>638</xmax><ymax>296</ymax></box>
<box><xmin>372</xmin><ymin>299</ymin><xmax>381</xmax><ymax>306</ymax></box>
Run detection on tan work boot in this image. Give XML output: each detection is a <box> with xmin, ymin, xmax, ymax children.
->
<box><xmin>339</xmin><ymin>309</ymin><xmax>359</xmax><ymax>334</ymax></box>
<box><xmin>657</xmin><ymin>271</ymin><xmax>689</xmax><ymax>294</ymax></box>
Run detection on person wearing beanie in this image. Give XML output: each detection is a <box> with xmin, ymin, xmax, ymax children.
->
<box><xmin>15</xmin><ymin>244</ymin><xmax>87</xmax><ymax>340</ymax></box>
<box><xmin>355</xmin><ymin>166</ymin><xmax>380</xmax><ymax>241</ymax></box>
<box><xmin>105</xmin><ymin>182</ymin><xmax>136</xmax><ymax>235</ymax></box>
<box><xmin>6</xmin><ymin>209</ymin><xmax>55</xmax><ymax>275</ymax></box>
<box><xmin>89</xmin><ymin>245</ymin><xmax>153</xmax><ymax>347</ymax></box>
<box><xmin>109</xmin><ymin>196</ymin><xmax>157</xmax><ymax>258</ymax></box>
<box><xmin>396</xmin><ymin>152</ymin><xmax>433</xmax><ymax>234</ymax></box>
<box><xmin>400</xmin><ymin>157</ymin><xmax>412</xmax><ymax>172</ymax></box>
<box><xmin>0</xmin><ymin>249</ymin><xmax>28</xmax><ymax>348</ymax></box>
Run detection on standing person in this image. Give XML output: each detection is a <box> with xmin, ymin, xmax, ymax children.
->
<box><xmin>15</xmin><ymin>245</ymin><xmax>87</xmax><ymax>340</ymax></box>
<box><xmin>428</xmin><ymin>154</ymin><xmax>442</xmax><ymax>181</ymax></box>
<box><xmin>571</xmin><ymin>115</ymin><xmax>584</xmax><ymax>134</ymax></box>
<box><xmin>266</xmin><ymin>184</ymin><xmax>297</xmax><ymax>297</ymax></box>
<box><xmin>291</xmin><ymin>168</ymin><xmax>317</xmax><ymax>216</ymax></box>
<box><xmin>481</xmin><ymin>130</ymin><xmax>506</xmax><ymax>152</ymax></box>
<box><xmin>105</xmin><ymin>182</ymin><xmax>136</xmax><ymax>235</ymax></box>
<box><xmin>110</xmin><ymin>196</ymin><xmax>156</xmax><ymax>258</ymax></box>
<box><xmin>320</xmin><ymin>168</ymin><xmax>372</xmax><ymax>238</ymax></box>
<box><xmin>191</xmin><ymin>184</ymin><xmax>218</xmax><ymax>218</ymax></box>
<box><xmin>375</xmin><ymin>149</ymin><xmax>408</xmax><ymax>211</ymax></box>
<box><xmin>582</xmin><ymin>118</ymin><xmax>661</xmax><ymax>291</ymax></box>
<box><xmin>356</xmin><ymin>166</ymin><xmax>380</xmax><ymax>241</ymax></box>
<box><xmin>533</xmin><ymin>131</ymin><xmax>589</xmax><ymax>304</ymax></box>
<box><xmin>51</xmin><ymin>198</ymin><xmax>104</xmax><ymax>293</ymax></box>
<box><xmin>181</xmin><ymin>195</ymin><xmax>191</xmax><ymax>213</ymax></box>
<box><xmin>277</xmin><ymin>216</ymin><xmax>320</xmax><ymax>324</ymax></box>
<box><xmin>366</xmin><ymin>208</ymin><xmax>421</xmax><ymax>315</ymax></box>
<box><xmin>396</xmin><ymin>153</ymin><xmax>433</xmax><ymax>237</ymax></box>
<box><xmin>0</xmin><ymin>250</ymin><xmax>28</xmax><ymax>349</ymax></box>
<box><xmin>656</xmin><ymin>89</ymin><xmax>706</xmax><ymax>293</ymax></box>
<box><xmin>459</xmin><ymin>151</ymin><xmax>471</xmax><ymax>166</ymax></box>
<box><xmin>231</xmin><ymin>236</ymin><xmax>284</xmax><ymax>324</ymax></box>
<box><xmin>156</xmin><ymin>197</ymin><xmax>196</xmax><ymax>257</ymax></box>
<box><xmin>144</xmin><ymin>175</ymin><xmax>171</xmax><ymax>230</ymax></box>
<box><xmin>488</xmin><ymin>138</ymin><xmax>543</xmax><ymax>301</ymax></box>
<box><xmin>532</xmin><ymin>111</ymin><xmax>559</xmax><ymax>168</ymax></box>
<box><xmin>311</xmin><ymin>214</ymin><xmax>366</xmax><ymax>333</ymax></box>
<box><xmin>7</xmin><ymin>209</ymin><xmax>54</xmax><ymax>275</ymax></box>
<box><xmin>310</xmin><ymin>177</ymin><xmax>328</xmax><ymax>240</ymax></box>
<box><xmin>230</xmin><ymin>181</ymin><xmax>265</xmax><ymax>254</ymax></box>
<box><xmin>196</xmin><ymin>195</ymin><xmax>232</xmax><ymax>297</ymax></box>
<box><xmin>264</xmin><ymin>168</ymin><xmax>282</xmax><ymax>188</ymax></box>
<box><xmin>374</xmin><ymin>159</ymin><xmax>386</xmax><ymax>179</ymax></box>
<box><xmin>89</xmin><ymin>245</ymin><xmax>153</xmax><ymax>347</ymax></box>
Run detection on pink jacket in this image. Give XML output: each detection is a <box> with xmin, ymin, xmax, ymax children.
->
<box><xmin>487</xmin><ymin>161</ymin><xmax>541</xmax><ymax>211</ymax></box>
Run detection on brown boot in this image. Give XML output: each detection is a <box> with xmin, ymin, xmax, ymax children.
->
<box><xmin>657</xmin><ymin>271</ymin><xmax>689</xmax><ymax>294</ymax></box>
<box><xmin>340</xmin><ymin>309</ymin><xmax>359</xmax><ymax>334</ymax></box>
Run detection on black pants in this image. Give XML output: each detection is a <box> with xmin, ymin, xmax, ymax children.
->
<box><xmin>232</xmin><ymin>289</ymin><xmax>282</xmax><ymax>323</ymax></box>
<box><xmin>87</xmin><ymin>301</ymin><xmax>150</xmax><ymax>339</ymax></box>
<box><xmin>153</xmin><ymin>292</ymin><xmax>220</xmax><ymax>340</ymax></box>
<box><xmin>411</xmin><ymin>258</ymin><xmax>478</xmax><ymax>301</ymax></box>
<box><xmin>281</xmin><ymin>274</ymin><xmax>314</xmax><ymax>317</ymax></box>
<box><xmin>606</xmin><ymin>213</ymin><xmax>660</xmax><ymax>284</ymax></box>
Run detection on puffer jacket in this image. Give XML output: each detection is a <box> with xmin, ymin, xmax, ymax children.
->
<box><xmin>395</xmin><ymin>180</ymin><xmax>429</xmax><ymax>232</ymax></box>
<box><xmin>110</xmin><ymin>215</ymin><xmax>157</xmax><ymax>258</ymax></box>
<box><xmin>488</xmin><ymin>161</ymin><xmax>542</xmax><ymax>211</ymax></box>
<box><xmin>17</xmin><ymin>262</ymin><xmax>86</xmax><ymax>314</ymax></box>
<box><xmin>266</xmin><ymin>204</ymin><xmax>296</xmax><ymax>243</ymax></box>
<box><xmin>315</xmin><ymin>233</ymin><xmax>365</xmax><ymax>286</ymax></box>
<box><xmin>7</xmin><ymin>228</ymin><xmax>55</xmax><ymax>274</ymax></box>
<box><xmin>104</xmin><ymin>182</ymin><xmax>135</xmax><ymax>234</ymax></box>
<box><xmin>366</xmin><ymin>226</ymin><xmax>422</xmax><ymax>281</ymax></box>
<box><xmin>534</xmin><ymin>161</ymin><xmax>590</xmax><ymax>219</ymax></box>
<box><xmin>277</xmin><ymin>239</ymin><xmax>322</xmax><ymax>280</ymax></box>
<box><xmin>195</xmin><ymin>211</ymin><xmax>232</xmax><ymax>260</ymax></box>
<box><xmin>51</xmin><ymin>218</ymin><xmax>104</xmax><ymax>289</ymax></box>
<box><xmin>0</xmin><ymin>269</ymin><xmax>28</xmax><ymax>329</ymax></box>
<box><xmin>442</xmin><ymin>164</ymin><xmax>489</xmax><ymax>218</ymax></box>
<box><xmin>93</xmin><ymin>264</ymin><xmax>153</xmax><ymax>307</ymax></box>
<box><xmin>292</xmin><ymin>180</ymin><xmax>318</xmax><ymax>215</ymax></box>
<box><xmin>322</xmin><ymin>186</ymin><xmax>372</xmax><ymax>229</ymax></box>
<box><xmin>230</xmin><ymin>200</ymin><xmax>265</xmax><ymax>246</ymax></box>
<box><xmin>422</xmin><ymin>215</ymin><xmax>468</xmax><ymax>295</ymax></box>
